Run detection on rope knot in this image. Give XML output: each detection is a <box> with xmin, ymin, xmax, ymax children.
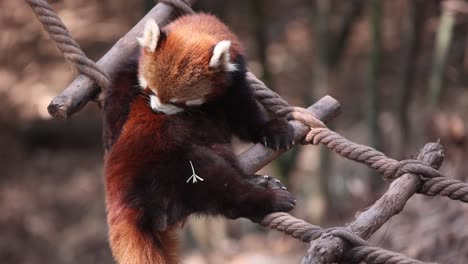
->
<box><xmin>384</xmin><ymin>159</ymin><xmax>423</xmax><ymax>180</ymax></box>
<box><xmin>384</xmin><ymin>159</ymin><xmax>445</xmax><ymax>181</ymax></box>
<box><xmin>325</xmin><ymin>227</ymin><xmax>368</xmax><ymax>247</ymax></box>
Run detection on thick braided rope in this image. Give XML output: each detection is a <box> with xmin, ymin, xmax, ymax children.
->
<box><xmin>260</xmin><ymin>213</ymin><xmax>431</xmax><ymax>264</ymax></box>
<box><xmin>346</xmin><ymin>246</ymin><xmax>432</xmax><ymax>264</ymax></box>
<box><xmin>25</xmin><ymin>0</ymin><xmax>110</xmax><ymax>89</ymax></box>
<box><xmin>247</xmin><ymin>72</ymin><xmax>327</xmax><ymax>129</ymax></box>
<box><xmin>259</xmin><ymin>212</ymin><xmax>325</xmax><ymax>242</ymax></box>
<box><xmin>419</xmin><ymin>177</ymin><xmax>468</xmax><ymax>202</ymax></box>
<box><xmin>309</xmin><ymin>128</ymin><xmax>446</xmax><ymax>180</ymax></box>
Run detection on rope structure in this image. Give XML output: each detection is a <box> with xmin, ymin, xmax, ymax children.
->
<box><xmin>247</xmin><ymin>72</ymin><xmax>468</xmax><ymax>205</ymax></box>
<box><xmin>253</xmin><ymin>82</ymin><xmax>468</xmax><ymax>203</ymax></box>
<box><xmin>25</xmin><ymin>0</ymin><xmax>110</xmax><ymax>90</ymax></box>
<box><xmin>26</xmin><ymin>0</ymin><xmax>468</xmax><ymax>263</ymax></box>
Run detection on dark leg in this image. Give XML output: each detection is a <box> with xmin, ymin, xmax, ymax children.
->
<box><xmin>180</xmin><ymin>146</ymin><xmax>296</xmax><ymax>220</ymax></box>
<box><xmin>223</xmin><ymin>75</ymin><xmax>295</xmax><ymax>150</ymax></box>
<box><xmin>102</xmin><ymin>51</ymin><xmax>140</xmax><ymax>150</ymax></box>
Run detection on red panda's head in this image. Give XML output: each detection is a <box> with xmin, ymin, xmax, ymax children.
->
<box><xmin>136</xmin><ymin>15</ymin><xmax>243</xmax><ymax>114</ymax></box>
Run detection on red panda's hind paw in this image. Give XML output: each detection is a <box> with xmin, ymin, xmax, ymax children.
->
<box><xmin>249</xmin><ymin>175</ymin><xmax>296</xmax><ymax>213</ymax></box>
<box><xmin>257</xmin><ymin>118</ymin><xmax>295</xmax><ymax>151</ymax></box>
<box><xmin>232</xmin><ymin>175</ymin><xmax>296</xmax><ymax>221</ymax></box>
<box><xmin>270</xmin><ymin>188</ymin><xmax>296</xmax><ymax>213</ymax></box>
<box><xmin>262</xmin><ymin>175</ymin><xmax>296</xmax><ymax>212</ymax></box>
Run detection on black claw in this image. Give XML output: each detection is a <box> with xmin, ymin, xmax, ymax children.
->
<box><xmin>257</xmin><ymin>118</ymin><xmax>295</xmax><ymax>152</ymax></box>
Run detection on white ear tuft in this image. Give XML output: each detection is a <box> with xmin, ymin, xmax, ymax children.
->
<box><xmin>209</xmin><ymin>40</ymin><xmax>237</xmax><ymax>71</ymax></box>
<box><xmin>137</xmin><ymin>19</ymin><xmax>160</xmax><ymax>52</ymax></box>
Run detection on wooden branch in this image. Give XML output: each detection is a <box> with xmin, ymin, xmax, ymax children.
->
<box><xmin>238</xmin><ymin>95</ymin><xmax>341</xmax><ymax>174</ymax></box>
<box><xmin>304</xmin><ymin>141</ymin><xmax>445</xmax><ymax>263</ymax></box>
<box><xmin>349</xmin><ymin>142</ymin><xmax>445</xmax><ymax>238</ymax></box>
<box><xmin>47</xmin><ymin>0</ymin><xmax>197</xmax><ymax>119</ymax></box>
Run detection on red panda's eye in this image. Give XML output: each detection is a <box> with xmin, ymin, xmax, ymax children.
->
<box><xmin>144</xmin><ymin>88</ymin><xmax>156</xmax><ymax>96</ymax></box>
<box><xmin>170</xmin><ymin>102</ymin><xmax>186</xmax><ymax>108</ymax></box>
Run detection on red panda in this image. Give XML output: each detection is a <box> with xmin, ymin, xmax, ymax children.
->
<box><xmin>103</xmin><ymin>14</ymin><xmax>296</xmax><ymax>264</ymax></box>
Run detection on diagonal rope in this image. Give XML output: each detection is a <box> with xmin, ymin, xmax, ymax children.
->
<box><xmin>25</xmin><ymin>0</ymin><xmax>110</xmax><ymax>90</ymax></box>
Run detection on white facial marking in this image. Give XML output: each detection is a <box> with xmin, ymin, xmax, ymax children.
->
<box><xmin>169</xmin><ymin>98</ymin><xmax>182</xmax><ymax>103</ymax></box>
<box><xmin>209</xmin><ymin>40</ymin><xmax>237</xmax><ymax>72</ymax></box>
<box><xmin>186</xmin><ymin>98</ymin><xmax>206</xmax><ymax>106</ymax></box>
<box><xmin>138</xmin><ymin>75</ymin><xmax>148</xmax><ymax>89</ymax></box>
<box><xmin>149</xmin><ymin>95</ymin><xmax>183</xmax><ymax>115</ymax></box>
<box><xmin>137</xmin><ymin>19</ymin><xmax>160</xmax><ymax>52</ymax></box>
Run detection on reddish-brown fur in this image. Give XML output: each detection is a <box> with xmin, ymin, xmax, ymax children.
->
<box><xmin>106</xmin><ymin>205</ymin><xmax>179</xmax><ymax>264</ymax></box>
<box><xmin>139</xmin><ymin>14</ymin><xmax>243</xmax><ymax>103</ymax></box>
<box><xmin>103</xmin><ymin>14</ymin><xmax>296</xmax><ymax>264</ymax></box>
<box><xmin>106</xmin><ymin>98</ymin><xmax>179</xmax><ymax>264</ymax></box>
<box><xmin>104</xmin><ymin>95</ymin><xmax>226</xmax><ymax>264</ymax></box>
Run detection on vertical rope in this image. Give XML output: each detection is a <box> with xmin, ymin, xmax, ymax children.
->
<box><xmin>25</xmin><ymin>0</ymin><xmax>110</xmax><ymax>89</ymax></box>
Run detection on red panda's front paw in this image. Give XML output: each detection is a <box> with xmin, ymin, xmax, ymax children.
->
<box><xmin>252</xmin><ymin>175</ymin><xmax>288</xmax><ymax>190</ymax></box>
<box><xmin>257</xmin><ymin>118</ymin><xmax>295</xmax><ymax>151</ymax></box>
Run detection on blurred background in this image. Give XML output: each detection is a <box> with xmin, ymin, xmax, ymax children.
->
<box><xmin>2</xmin><ymin>0</ymin><xmax>468</xmax><ymax>263</ymax></box>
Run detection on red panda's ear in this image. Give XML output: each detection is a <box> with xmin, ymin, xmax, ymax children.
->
<box><xmin>137</xmin><ymin>19</ymin><xmax>161</xmax><ymax>53</ymax></box>
<box><xmin>209</xmin><ymin>40</ymin><xmax>237</xmax><ymax>72</ymax></box>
